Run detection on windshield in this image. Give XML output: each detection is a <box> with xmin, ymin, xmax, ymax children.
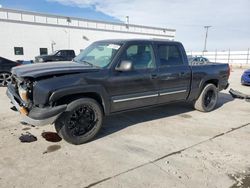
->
<box><xmin>73</xmin><ymin>42</ymin><xmax>121</xmax><ymax>68</ymax></box>
<box><xmin>49</xmin><ymin>50</ymin><xmax>59</xmax><ymax>55</ymax></box>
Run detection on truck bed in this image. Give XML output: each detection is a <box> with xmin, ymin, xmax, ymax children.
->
<box><xmin>188</xmin><ymin>62</ymin><xmax>230</xmax><ymax>101</ymax></box>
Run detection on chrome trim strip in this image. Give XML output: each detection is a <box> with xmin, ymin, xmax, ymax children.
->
<box><xmin>113</xmin><ymin>89</ymin><xmax>187</xmax><ymax>103</ymax></box>
<box><xmin>113</xmin><ymin>94</ymin><xmax>158</xmax><ymax>103</ymax></box>
<box><xmin>159</xmin><ymin>89</ymin><xmax>187</xmax><ymax>96</ymax></box>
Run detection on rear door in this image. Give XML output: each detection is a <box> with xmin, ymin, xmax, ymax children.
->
<box><xmin>155</xmin><ymin>42</ymin><xmax>191</xmax><ymax>103</ymax></box>
<box><xmin>108</xmin><ymin>41</ymin><xmax>159</xmax><ymax>112</ymax></box>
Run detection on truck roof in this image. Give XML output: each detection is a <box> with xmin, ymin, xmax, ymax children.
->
<box><xmin>57</xmin><ymin>49</ymin><xmax>75</xmax><ymax>51</ymax></box>
<box><xmin>95</xmin><ymin>39</ymin><xmax>181</xmax><ymax>45</ymax></box>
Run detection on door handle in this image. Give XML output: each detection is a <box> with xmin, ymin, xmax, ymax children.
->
<box><xmin>160</xmin><ymin>73</ymin><xmax>175</xmax><ymax>80</ymax></box>
<box><xmin>179</xmin><ymin>72</ymin><xmax>185</xmax><ymax>77</ymax></box>
<box><xmin>151</xmin><ymin>74</ymin><xmax>158</xmax><ymax>79</ymax></box>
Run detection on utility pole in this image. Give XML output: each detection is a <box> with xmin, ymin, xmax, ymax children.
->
<box><xmin>203</xmin><ymin>26</ymin><xmax>211</xmax><ymax>52</ymax></box>
<box><xmin>125</xmin><ymin>16</ymin><xmax>129</xmax><ymax>29</ymax></box>
<box><xmin>126</xmin><ymin>16</ymin><xmax>129</xmax><ymax>25</ymax></box>
<box><xmin>51</xmin><ymin>41</ymin><xmax>56</xmax><ymax>52</ymax></box>
<box><xmin>66</xmin><ymin>18</ymin><xmax>71</xmax><ymax>48</ymax></box>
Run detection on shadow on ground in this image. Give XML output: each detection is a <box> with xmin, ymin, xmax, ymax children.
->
<box><xmin>217</xmin><ymin>92</ymin><xmax>235</xmax><ymax>107</ymax></box>
<box><xmin>96</xmin><ymin>93</ymin><xmax>234</xmax><ymax>140</ymax></box>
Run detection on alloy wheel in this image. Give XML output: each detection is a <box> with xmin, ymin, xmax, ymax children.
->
<box><xmin>67</xmin><ymin>105</ymin><xmax>97</xmax><ymax>137</ymax></box>
<box><xmin>204</xmin><ymin>90</ymin><xmax>216</xmax><ymax>108</ymax></box>
<box><xmin>0</xmin><ymin>73</ymin><xmax>12</xmax><ymax>86</ymax></box>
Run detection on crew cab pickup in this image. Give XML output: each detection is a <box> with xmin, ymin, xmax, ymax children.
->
<box><xmin>35</xmin><ymin>49</ymin><xmax>75</xmax><ymax>63</ymax></box>
<box><xmin>7</xmin><ymin>39</ymin><xmax>230</xmax><ymax>144</ymax></box>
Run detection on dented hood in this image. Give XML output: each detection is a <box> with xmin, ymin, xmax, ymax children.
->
<box><xmin>11</xmin><ymin>61</ymin><xmax>99</xmax><ymax>78</ymax></box>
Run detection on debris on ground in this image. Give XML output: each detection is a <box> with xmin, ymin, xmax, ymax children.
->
<box><xmin>22</xmin><ymin>127</ymin><xmax>31</xmax><ymax>131</ymax></box>
<box><xmin>20</xmin><ymin>122</ymin><xmax>35</xmax><ymax>127</ymax></box>
<box><xmin>41</xmin><ymin>132</ymin><xmax>62</xmax><ymax>142</ymax></box>
<box><xmin>19</xmin><ymin>132</ymin><xmax>37</xmax><ymax>143</ymax></box>
<box><xmin>229</xmin><ymin>89</ymin><xmax>250</xmax><ymax>102</ymax></box>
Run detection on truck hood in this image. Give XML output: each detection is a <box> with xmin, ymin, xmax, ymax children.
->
<box><xmin>11</xmin><ymin>61</ymin><xmax>99</xmax><ymax>78</ymax></box>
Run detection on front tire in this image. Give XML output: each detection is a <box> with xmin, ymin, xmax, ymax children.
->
<box><xmin>194</xmin><ymin>84</ymin><xmax>218</xmax><ymax>112</ymax></box>
<box><xmin>54</xmin><ymin>98</ymin><xmax>103</xmax><ymax>145</ymax></box>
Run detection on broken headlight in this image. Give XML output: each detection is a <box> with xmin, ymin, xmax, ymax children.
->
<box><xmin>18</xmin><ymin>86</ymin><xmax>29</xmax><ymax>102</ymax></box>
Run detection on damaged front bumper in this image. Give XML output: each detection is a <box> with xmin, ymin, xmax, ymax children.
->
<box><xmin>229</xmin><ymin>88</ymin><xmax>250</xmax><ymax>102</ymax></box>
<box><xmin>6</xmin><ymin>84</ymin><xmax>67</xmax><ymax>126</ymax></box>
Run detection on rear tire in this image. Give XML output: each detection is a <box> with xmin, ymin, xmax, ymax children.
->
<box><xmin>194</xmin><ymin>84</ymin><xmax>218</xmax><ymax>112</ymax></box>
<box><xmin>54</xmin><ymin>98</ymin><xmax>103</xmax><ymax>145</ymax></box>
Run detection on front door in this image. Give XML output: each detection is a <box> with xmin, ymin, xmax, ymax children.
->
<box><xmin>108</xmin><ymin>42</ymin><xmax>158</xmax><ymax>112</ymax></box>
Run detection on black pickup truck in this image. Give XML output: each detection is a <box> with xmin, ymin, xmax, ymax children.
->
<box><xmin>7</xmin><ymin>39</ymin><xmax>230</xmax><ymax>144</ymax></box>
<box><xmin>35</xmin><ymin>49</ymin><xmax>75</xmax><ymax>63</ymax></box>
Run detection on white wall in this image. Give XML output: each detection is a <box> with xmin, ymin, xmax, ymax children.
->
<box><xmin>187</xmin><ymin>50</ymin><xmax>250</xmax><ymax>66</ymax></box>
<box><xmin>0</xmin><ymin>8</ymin><xmax>175</xmax><ymax>61</ymax></box>
<box><xmin>0</xmin><ymin>22</ymin><xmax>174</xmax><ymax>60</ymax></box>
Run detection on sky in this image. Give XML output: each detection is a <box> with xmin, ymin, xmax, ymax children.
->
<box><xmin>0</xmin><ymin>0</ymin><xmax>249</xmax><ymax>51</ymax></box>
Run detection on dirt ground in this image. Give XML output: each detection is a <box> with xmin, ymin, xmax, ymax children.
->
<box><xmin>0</xmin><ymin>69</ymin><xmax>249</xmax><ymax>188</ymax></box>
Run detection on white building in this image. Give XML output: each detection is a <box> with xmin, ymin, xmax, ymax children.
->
<box><xmin>0</xmin><ymin>8</ymin><xmax>176</xmax><ymax>61</ymax></box>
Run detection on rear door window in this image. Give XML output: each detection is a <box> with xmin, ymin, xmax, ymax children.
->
<box><xmin>157</xmin><ymin>44</ymin><xmax>183</xmax><ymax>66</ymax></box>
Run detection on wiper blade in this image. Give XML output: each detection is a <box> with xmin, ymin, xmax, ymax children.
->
<box><xmin>80</xmin><ymin>60</ymin><xmax>100</xmax><ymax>68</ymax></box>
<box><xmin>81</xmin><ymin>60</ymin><xmax>94</xmax><ymax>66</ymax></box>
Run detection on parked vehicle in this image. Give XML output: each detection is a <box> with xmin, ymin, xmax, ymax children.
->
<box><xmin>35</xmin><ymin>50</ymin><xmax>75</xmax><ymax>63</ymax></box>
<box><xmin>188</xmin><ymin>56</ymin><xmax>210</xmax><ymax>65</ymax></box>
<box><xmin>241</xmin><ymin>69</ymin><xmax>250</xmax><ymax>85</ymax></box>
<box><xmin>0</xmin><ymin>57</ymin><xmax>21</xmax><ymax>86</ymax></box>
<box><xmin>17</xmin><ymin>60</ymin><xmax>34</xmax><ymax>65</ymax></box>
<box><xmin>7</xmin><ymin>39</ymin><xmax>230</xmax><ymax>144</ymax></box>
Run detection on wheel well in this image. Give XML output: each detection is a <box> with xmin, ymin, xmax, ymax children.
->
<box><xmin>0</xmin><ymin>71</ymin><xmax>11</xmax><ymax>74</ymax></box>
<box><xmin>203</xmin><ymin>79</ymin><xmax>219</xmax><ymax>88</ymax></box>
<box><xmin>55</xmin><ymin>92</ymin><xmax>105</xmax><ymax>113</ymax></box>
<box><xmin>198</xmin><ymin>79</ymin><xmax>219</xmax><ymax>97</ymax></box>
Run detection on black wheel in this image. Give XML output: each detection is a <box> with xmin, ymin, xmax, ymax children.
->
<box><xmin>194</xmin><ymin>84</ymin><xmax>218</xmax><ymax>112</ymax></box>
<box><xmin>54</xmin><ymin>98</ymin><xmax>103</xmax><ymax>145</ymax></box>
<box><xmin>0</xmin><ymin>72</ymin><xmax>12</xmax><ymax>86</ymax></box>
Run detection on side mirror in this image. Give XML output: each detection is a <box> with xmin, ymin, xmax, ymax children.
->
<box><xmin>115</xmin><ymin>60</ymin><xmax>132</xmax><ymax>72</ymax></box>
